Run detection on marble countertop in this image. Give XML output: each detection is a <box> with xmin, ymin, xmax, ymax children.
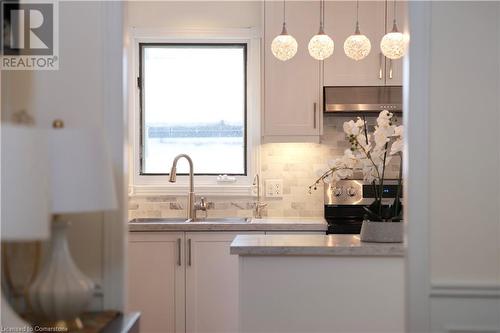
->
<box><xmin>129</xmin><ymin>217</ymin><xmax>328</xmax><ymax>232</ymax></box>
<box><xmin>230</xmin><ymin>234</ymin><xmax>405</xmax><ymax>256</ymax></box>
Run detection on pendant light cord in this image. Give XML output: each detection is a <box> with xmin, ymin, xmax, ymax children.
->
<box><xmin>283</xmin><ymin>0</ymin><xmax>286</xmax><ymax>25</ymax></box>
<box><xmin>317</xmin><ymin>0</ymin><xmax>324</xmax><ymax>31</ymax></box>
<box><xmin>393</xmin><ymin>0</ymin><xmax>397</xmax><ymax>24</ymax></box>
<box><xmin>322</xmin><ymin>0</ymin><xmax>325</xmax><ymax>30</ymax></box>
<box><xmin>356</xmin><ymin>0</ymin><xmax>359</xmax><ymax>24</ymax></box>
<box><xmin>355</xmin><ymin>0</ymin><xmax>360</xmax><ymax>33</ymax></box>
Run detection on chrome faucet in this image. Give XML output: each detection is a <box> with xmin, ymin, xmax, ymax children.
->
<box><xmin>169</xmin><ymin>154</ymin><xmax>196</xmax><ymax>220</ymax></box>
<box><xmin>252</xmin><ymin>174</ymin><xmax>267</xmax><ymax>219</ymax></box>
<box><xmin>195</xmin><ymin>196</ymin><xmax>214</xmax><ymax>219</ymax></box>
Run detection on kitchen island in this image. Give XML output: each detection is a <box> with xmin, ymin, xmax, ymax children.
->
<box><xmin>231</xmin><ymin>234</ymin><xmax>405</xmax><ymax>333</ymax></box>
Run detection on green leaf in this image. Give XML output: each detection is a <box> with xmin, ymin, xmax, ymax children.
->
<box><xmin>363</xmin><ymin>201</ymin><xmax>382</xmax><ymax>221</ymax></box>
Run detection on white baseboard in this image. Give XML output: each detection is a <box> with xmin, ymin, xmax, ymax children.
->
<box><xmin>430</xmin><ymin>282</ymin><xmax>500</xmax><ymax>333</ymax></box>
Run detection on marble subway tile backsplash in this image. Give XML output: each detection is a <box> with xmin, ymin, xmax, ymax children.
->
<box><xmin>128</xmin><ymin>195</ymin><xmax>254</xmax><ymax>220</ymax></box>
<box><xmin>128</xmin><ymin>116</ymin><xmax>401</xmax><ymax>220</ymax></box>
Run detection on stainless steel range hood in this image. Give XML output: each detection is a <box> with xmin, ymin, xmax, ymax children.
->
<box><xmin>324</xmin><ymin>86</ymin><xmax>402</xmax><ymax>113</ymax></box>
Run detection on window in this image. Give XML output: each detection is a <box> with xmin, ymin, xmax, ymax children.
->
<box><xmin>139</xmin><ymin>43</ymin><xmax>247</xmax><ymax>175</ymax></box>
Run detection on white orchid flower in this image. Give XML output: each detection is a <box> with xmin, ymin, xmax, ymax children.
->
<box><xmin>343</xmin><ymin>120</ymin><xmax>360</xmax><ymax>136</ymax></box>
<box><xmin>326</xmin><ymin>159</ymin><xmax>337</xmax><ymax>169</ymax></box>
<box><xmin>356</xmin><ymin>132</ymin><xmax>371</xmax><ymax>151</ymax></box>
<box><xmin>316</xmin><ymin>168</ymin><xmax>328</xmax><ymax>177</ymax></box>
<box><xmin>355</xmin><ymin>117</ymin><xmax>365</xmax><ymax>128</ymax></box>
<box><xmin>390</xmin><ymin>138</ymin><xmax>404</xmax><ymax>155</ymax></box>
<box><xmin>394</xmin><ymin>125</ymin><xmax>404</xmax><ymax>137</ymax></box>
<box><xmin>333</xmin><ymin>168</ymin><xmax>353</xmax><ymax>182</ymax></box>
<box><xmin>310</xmin><ymin>110</ymin><xmax>404</xmax><ymax>216</ymax></box>
<box><xmin>340</xmin><ymin>149</ymin><xmax>358</xmax><ymax>168</ymax></box>
<box><xmin>376</xmin><ymin>110</ymin><xmax>394</xmax><ymax>128</ymax></box>
<box><xmin>374</xmin><ymin>130</ymin><xmax>390</xmax><ymax>148</ymax></box>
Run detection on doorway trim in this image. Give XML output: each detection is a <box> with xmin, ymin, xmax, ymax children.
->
<box><xmin>405</xmin><ymin>2</ymin><xmax>431</xmax><ymax>332</ymax></box>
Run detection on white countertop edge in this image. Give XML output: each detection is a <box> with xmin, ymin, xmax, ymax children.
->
<box><xmin>128</xmin><ymin>218</ymin><xmax>328</xmax><ymax>232</ymax></box>
<box><xmin>129</xmin><ymin>224</ymin><xmax>328</xmax><ymax>232</ymax></box>
<box><xmin>230</xmin><ymin>247</ymin><xmax>406</xmax><ymax>257</ymax></box>
<box><xmin>230</xmin><ymin>234</ymin><xmax>406</xmax><ymax>257</ymax></box>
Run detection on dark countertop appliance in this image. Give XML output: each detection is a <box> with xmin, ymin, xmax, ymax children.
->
<box><xmin>324</xmin><ymin>179</ymin><xmax>401</xmax><ymax>234</ymax></box>
<box><xmin>324</xmin><ymin>86</ymin><xmax>402</xmax><ymax>114</ymax></box>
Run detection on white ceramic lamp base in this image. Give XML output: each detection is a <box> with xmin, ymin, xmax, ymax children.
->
<box><xmin>29</xmin><ymin>219</ymin><xmax>94</xmax><ymax>330</ymax></box>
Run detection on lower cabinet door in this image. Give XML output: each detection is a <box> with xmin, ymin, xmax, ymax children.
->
<box><xmin>185</xmin><ymin>232</ymin><xmax>263</xmax><ymax>333</ymax></box>
<box><xmin>127</xmin><ymin>232</ymin><xmax>185</xmax><ymax>333</ymax></box>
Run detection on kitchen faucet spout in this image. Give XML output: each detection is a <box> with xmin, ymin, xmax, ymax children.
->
<box><xmin>169</xmin><ymin>154</ymin><xmax>196</xmax><ymax>220</ymax></box>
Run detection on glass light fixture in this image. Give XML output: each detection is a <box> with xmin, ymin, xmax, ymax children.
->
<box><xmin>380</xmin><ymin>0</ymin><xmax>407</xmax><ymax>60</ymax></box>
<box><xmin>308</xmin><ymin>0</ymin><xmax>334</xmax><ymax>61</ymax></box>
<box><xmin>344</xmin><ymin>0</ymin><xmax>371</xmax><ymax>61</ymax></box>
<box><xmin>271</xmin><ymin>0</ymin><xmax>298</xmax><ymax>61</ymax></box>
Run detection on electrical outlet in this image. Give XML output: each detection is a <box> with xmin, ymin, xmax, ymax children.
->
<box><xmin>265</xmin><ymin>179</ymin><xmax>283</xmax><ymax>197</ymax></box>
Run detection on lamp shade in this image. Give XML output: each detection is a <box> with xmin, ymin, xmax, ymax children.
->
<box><xmin>1</xmin><ymin>125</ymin><xmax>50</xmax><ymax>241</ymax></box>
<box><xmin>49</xmin><ymin>128</ymin><xmax>117</xmax><ymax>214</ymax></box>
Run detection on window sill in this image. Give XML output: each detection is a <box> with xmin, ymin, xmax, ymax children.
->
<box><xmin>129</xmin><ymin>184</ymin><xmax>253</xmax><ymax>197</ymax></box>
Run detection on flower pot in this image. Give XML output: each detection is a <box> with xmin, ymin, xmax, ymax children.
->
<box><xmin>360</xmin><ymin>220</ymin><xmax>403</xmax><ymax>243</ymax></box>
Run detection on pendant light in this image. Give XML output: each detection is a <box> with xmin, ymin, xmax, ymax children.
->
<box><xmin>380</xmin><ymin>0</ymin><xmax>407</xmax><ymax>60</ymax></box>
<box><xmin>271</xmin><ymin>0</ymin><xmax>298</xmax><ymax>61</ymax></box>
<box><xmin>308</xmin><ymin>0</ymin><xmax>334</xmax><ymax>61</ymax></box>
<box><xmin>344</xmin><ymin>0</ymin><xmax>371</xmax><ymax>61</ymax></box>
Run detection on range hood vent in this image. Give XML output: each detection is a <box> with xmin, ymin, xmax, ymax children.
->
<box><xmin>324</xmin><ymin>86</ymin><xmax>402</xmax><ymax>114</ymax></box>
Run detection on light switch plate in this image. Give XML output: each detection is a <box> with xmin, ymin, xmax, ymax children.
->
<box><xmin>265</xmin><ymin>179</ymin><xmax>283</xmax><ymax>197</ymax></box>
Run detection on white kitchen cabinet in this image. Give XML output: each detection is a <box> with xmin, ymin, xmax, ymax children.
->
<box><xmin>239</xmin><ymin>255</ymin><xmax>404</xmax><ymax>333</ymax></box>
<box><xmin>385</xmin><ymin>0</ymin><xmax>408</xmax><ymax>85</ymax></box>
<box><xmin>323</xmin><ymin>1</ymin><xmax>386</xmax><ymax>86</ymax></box>
<box><xmin>263</xmin><ymin>1</ymin><xmax>407</xmax><ymax>142</ymax></box>
<box><xmin>127</xmin><ymin>231</ymin><xmax>263</xmax><ymax>333</ymax></box>
<box><xmin>263</xmin><ymin>0</ymin><xmax>322</xmax><ymax>142</ymax></box>
<box><xmin>185</xmin><ymin>232</ymin><xmax>262</xmax><ymax>333</ymax></box>
<box><xmin>127</xmin><ymin>232</ymin><xmax>185</xmax><ymax>333</ymax></box>
<box><xmin>323</xmin><ymin>0</ymin><xmax>407</xmax><ymax>86</ymax></box>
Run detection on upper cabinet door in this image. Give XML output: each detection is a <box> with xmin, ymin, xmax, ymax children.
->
<box><xmin>264</xmin><ymin>0</ymin><xmax>321</xmax><ymax>140</ymax></box>
<box><xmin>385</xmin><ymin>0</ymin><xmax>408</xmax><ymax>85</ymax></box>
<box><xmin>323</xmin><ymin>1</ymin><xmax>386</xmax><ymax>86</ymax></box>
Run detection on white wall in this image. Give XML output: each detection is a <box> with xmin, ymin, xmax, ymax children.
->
<box><xmin>126</xmin><ymin>1</ymin><xmax>261</xmax><ymax>29</ymax></box>
<box><xmin>407</xmin><ymin>2</ymin><xmax>500</xmax><ymax>332</ymax></box>
<box><xmin>428</xmin><ymin>2</ymin><xmax>500</xmax><ymax>284</ymax></box>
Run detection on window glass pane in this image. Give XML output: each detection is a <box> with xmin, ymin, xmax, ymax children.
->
<box><xmin>142</xmin><ymin>44</ymin><xmax>246</xmax><ymax>175</ymax></box>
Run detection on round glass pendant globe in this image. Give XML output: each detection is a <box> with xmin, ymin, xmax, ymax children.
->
<box><xmin>271</xmin><ymin>34</ymin><xmax>298</xmax><ymax>61</ymax></box>
<box><xmin>343</xmin><ymin>34</ymin><xmax>371</xmax><ymax>61</ymax></box>
<box><xmin>308</xmin><ymin>34</ymin><xmax>334</xmax><ymax>60</ymax></box>
<box><xmin>380</xmin><ymin>31</ymin><xmax>407</xmax><ymax>60</ymax></box>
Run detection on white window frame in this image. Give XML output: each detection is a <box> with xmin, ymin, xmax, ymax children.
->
<box><xmin>128</xmin><ymin>28</ymin><xmax>261</xmax><ymax>196</ymax></box>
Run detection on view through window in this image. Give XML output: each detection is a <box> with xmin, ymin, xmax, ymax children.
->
<box><xmin>140</xmin><ymin>43</ymin><xmax>247</xmax><ymax>175</ymax></box>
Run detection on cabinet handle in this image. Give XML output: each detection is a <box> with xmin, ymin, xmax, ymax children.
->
<box><xmin>313</xmin><ymin>103</ymin><xmax>317</xmax><ymax>129</ymax></box>
<box><xmin>187</xmin><ymin>238</ymin><xmax>192</xmax><ymax>266</ymax></box>
<box><xmin>389</xmin><ymin>59</ymin><xmax>393</xmax><ymax>79</ymax></box>
<box><xmin>177</xmin><ymin>238</ymin><xmax>181</xmax><ymax>266</ymax></box>
<box><xmin>379</xmin><ymin>53</ymin><xmax>384</xmax><ymax>80</ymax></box>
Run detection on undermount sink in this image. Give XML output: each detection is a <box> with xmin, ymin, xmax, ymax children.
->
<box><xmin>129</xmin><ymin>218</ymin><xmax>189</xmax><ymax>224</ymax></box>
<box><xmin>194</xmin><ymin>217</ymin><xmax>250</xmax><ymax>224</ymax></box>
<box><xmin>129</xmin><ymin>217</ymin><xmax>251</xmax><ymax>224</ymax></box>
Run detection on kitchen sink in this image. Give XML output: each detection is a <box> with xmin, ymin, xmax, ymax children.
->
<box><xmin>129</xmin><ymin>218</ymin><xmax>189</xmax><ymax>224</ymax></box>
<box><xmin>195</xmin><ymin>217</ymin><xmax>250</xmax><ymax>224</ymax></box>
<box><xmin>129</xmin><ymin>217</ymin><xmax>251</xmax><ymax>224</ymax></box>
